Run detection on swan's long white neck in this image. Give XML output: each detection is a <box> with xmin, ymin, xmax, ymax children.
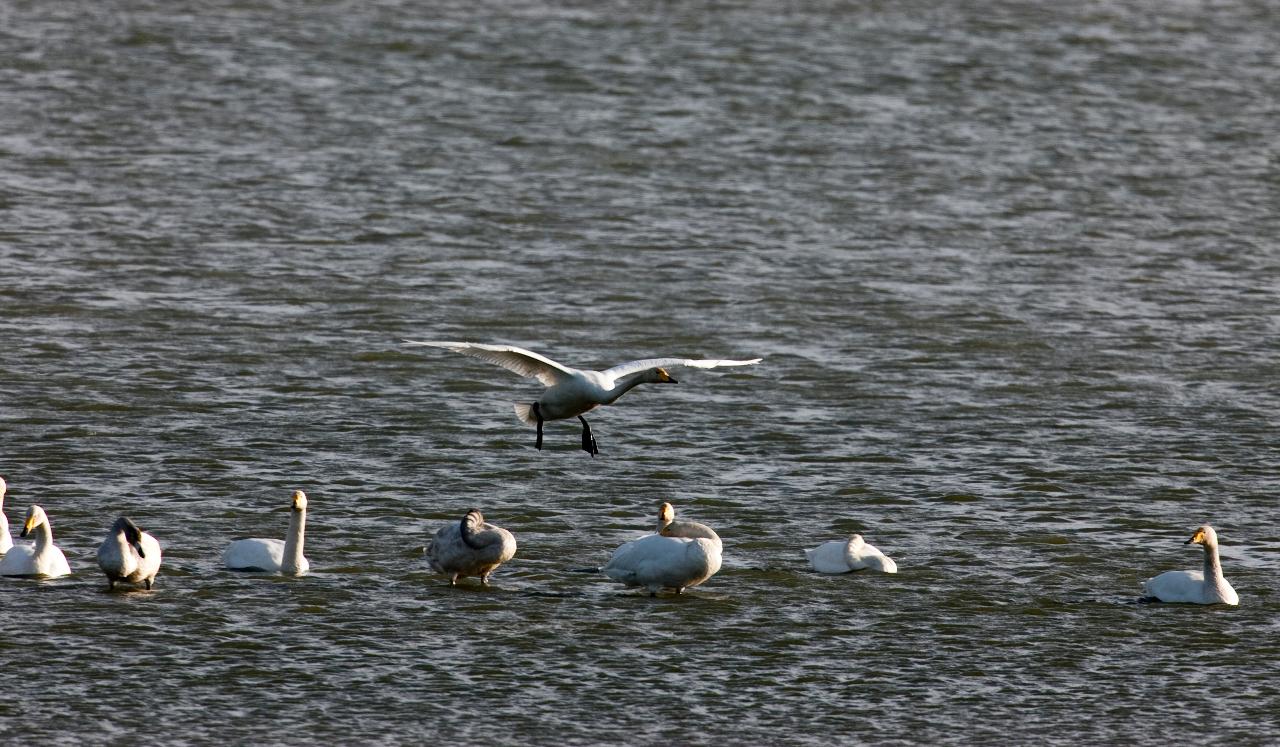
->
<box><xmin>281</xmin><ymin>506</ymin><xmax>306</xmax><ymax>574</ymax></box>
<box><xmin>603</xmin><ymin>371</ymin><xmax>653</xmax><ymax>404</ymax></box>
<box><xmin>1202</xmin><ymin>540</ymin><xmax>1224</xmax><ymax>582</ymax></box>
<box><xmin>33</xmin><ymin>520</ymin><xmax>54</xmax><ymax>551</ymax></box>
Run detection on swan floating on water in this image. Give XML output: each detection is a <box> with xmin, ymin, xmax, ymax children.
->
<box><xmin>97</xmin><ymin>516</ymin><xmax>163</xmax><ymax>590</ymax></box>
<box><xmin>602</xmin><ymin>502</ymin><xmax>723</xmax><ymax>595</ymax></box>
<box><xmin>425</xmin><ymin>508</ymin><xmax>517</xmax><ymax>585</ymax></box>
<box><xmin>223</xmin><ymin>490</ymin><xmax>310</xmax><ymax>575</ymax></box>
<box><xmin>1142</xmin><ymin>524</ymin><xmax>1238</xmax><ymax>605</ymax></box>
<box><xmin>0</xmin><ymin>476</ymin><xmax>13</xmax><ymax>555</ymax></box>
<box><xmin>403</xmin><ymin>340</ymin><xmax>761</xmax><ymax>456</ymax></box>
<box><xmin>0</xmin><ymin>505</ymin><xmax>72</xmax><ymax>578</ymax></box>
<box><xmin>804</xmin><ymin>534</ymin><xmax>898</xmax><ymax>574</ymax></box>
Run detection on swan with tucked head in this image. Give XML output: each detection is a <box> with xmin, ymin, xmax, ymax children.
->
<box><xmin>223</xmin><ymin>490</ymin><xmax>310</xmax><ymax>575</ymax></box>
<box><xmin>97</xmin><ymin>516</ymin><xmax>163</xmax><ymax>590</ymax></box>
<box><xmin>602</xmin><ymin>502</ymin><xmax>723</xmax><ymax>595</ymax></box>
<box><xmin>0</xmin><ymin>504</ymin><xmax>72</xmax><ymax>578</ymax></box>
<box><xmin>805</xmin><ymin>534</ymin><xmax>898</xmax><ymax>574</ymax></box>
<box><xmin>403</xmin><ymin>341</ymin><xmax>761</xmax><ymax>456</ymax></box>
<box><xmin>0</xmin><ymin>476</ymin><xmax>13</xmax><ymax>555</ymax></box>
<box><xmin>1142</xmin><ymin>524</ymin><xmax>1238</xmax><ymax>605</ymax></box>
<box><xmin>425</xmin><ymin>508</ymin><xmax>517</xmax><ymax>585</ymax></box>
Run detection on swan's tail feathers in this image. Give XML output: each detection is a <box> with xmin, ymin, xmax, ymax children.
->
<box><xmin>514</xmin><ymin>402</ymin><xmax>538</xmax><ymax>427</ymax></box>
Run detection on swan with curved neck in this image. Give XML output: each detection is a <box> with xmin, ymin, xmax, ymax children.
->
<box><xmin>403</xmin><ymin>341</ymin><xmax>761</xmax><ymax>456</ymax></box>
<box><xmin>1142</xmin><ymin>524</ymin><xmax>1238</xmax><ymax>605</ymax></box>
<box><xmin>425</xmin><ymin>508</ymin><xmax>517</xmax><ymax>585</ymax></box>
<box><xmin>0</xmin><ymin>476</ymin><xmax>13</xmax><ymax>555</ymax></box>
<box><xmin>97</xmin><ymin>516</ymin><xmax>163</xmax><ymax>590</ymax></box>
<box><xmin>603</xmin><ymin>502</ymin><xmax>722</xmax><ymax>595</ymax></box>
<box><xmin>805</xmin><ymin>534</ymin><xmax>898</xmax><ymax>574</ymax></box>
<box><xmin>223</xmin><ymin>490</ymin><xmax>310</xmax><ymax>575</ymax></box>
<box><xmin>0</xmin><ymin>504</ymin><xmax>72</xmax><ymax>578</ymax></box>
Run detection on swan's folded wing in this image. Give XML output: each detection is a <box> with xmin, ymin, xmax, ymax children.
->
<box><xmin>602</xmin><ymin>356</ymin><xmax>762</xmax><ymax>380</ymax></box>
<box><xmin>403</xmin><ymin>341</ymin><xmax>574</xmax><ymax>387</ymax></box>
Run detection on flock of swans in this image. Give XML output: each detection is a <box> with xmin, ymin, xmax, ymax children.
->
<box><xmin>0</xmin><ymin>341</ymin><xmax>1241</xmax><ymax>605</ymax></box>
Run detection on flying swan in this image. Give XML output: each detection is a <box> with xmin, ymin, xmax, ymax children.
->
<box><xmin>97</xmin><ymin>516</ymin><xmax>163</xmax><ymax>590</ymax></box>
<box><xmin>602</xmin><ymin>502</ymin><xmax>723</xmax><ymax>595</ymax></box>
<box><xmin>425</xmin><ymin>508</ymin><xmax>517</xmax><ymax>586</ymax></box>
<box><xmin>223</xmin><ymin>490</ymin><xmax>310</xmax><ymax>575</ymax></box>
<box><xmin>0</xmin><ymin>476</ymin><xmax>13</xmax><ymax>554</ymax></box>
<box><xmin>0</xmin><ymin>504</ymin><xmax>72</xmax><ymax>578</ymax></box>
<box><xmin>804</xmin><ymin>534</ymin><xmax>898</xmax><ymax>574</ymax></box>
<box><xmin>403</xmin><ymin>341</ymin><xmax>761</xmax><ymax>455</ymax></box>
<box><xmin>1142</xmin><ymin>524</ymin><xmax>1239</xmax><ymax>605</ymax></box>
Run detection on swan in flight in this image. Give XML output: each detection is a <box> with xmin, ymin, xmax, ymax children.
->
<box><xmin>0</xmin><ymin>505</ymin><xmax>72</xmax><ymax>578</ymax></box>
<box><xmin>223</xmin><ymin>490</ymin><xmax>310</xmax><ymax>575</ymax></box>
<box><xmin>97</xmin><ymin>516</ymin><xmax>163</xmax><ymax>590</ymax></box>
<box><xmin>425</xmin><ymin>508</ymin><xmax>517</xmax><ymax>586</ymax></box>
<box><xmin>0</xmin><ymin>476</ymin><xmax>13</xmax><ymax>554</ymax></box>
<box><xmin>403</xmin><ymin>341</ymin><xmax>761</xmax><ymax>456</ymax></box>
<box><xmin>1142</xmin><ymin>524</ymin><xmax>1239</xmax><ymax>605</ymax></box>
<box><xmin>804</xmin><ymin>534</ymin><xmax>898</xmax><ymax>574</ymax></box>
<box><xmin>602</xmin><ymin>502</ymin><xmax>723</xmax><ymax>595</ymax></box>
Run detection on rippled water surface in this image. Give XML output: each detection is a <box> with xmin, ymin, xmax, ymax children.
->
<box><xmin>2</xmin><ymin>1</ymin><xmax>1279</xmax><ymax>744</ymax></box>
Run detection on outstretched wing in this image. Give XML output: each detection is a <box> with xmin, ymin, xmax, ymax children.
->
<box><xmin>601</xmin><ymin>356</ymin><xmax>762</xmax><ymax>380</ymax></box>
<box><xmin>403</xmin><ymin>341</ymin><xmax>574</xmax><ymax>387</ymax></box>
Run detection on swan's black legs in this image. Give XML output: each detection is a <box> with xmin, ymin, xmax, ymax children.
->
<box><xmin>579</xmin><ymin>415</ymin><xmax>599</xmax><ymax>457</ymax></box>
<box><xmin>533</xmin><ymin>402</ymin><xmax>544</xmax><ymax>451</ymax></box>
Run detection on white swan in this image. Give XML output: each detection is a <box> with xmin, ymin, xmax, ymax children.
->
<box><xmin>97</xmin><ymin>516</ymin><xmax>163</xmax><ymax>590</ymax></box>
<box><xmin>805</xmin><ymin>534</ymin><xmax>898</xmax><ymax>574</ymax></box>
<box><xmin>602</xmin><ymin>502</ymin><xmax>723</xmax><ymax>595</ymax></box>
<box><xmin>223</xmin><ymin>490</ymin><xmax>310</xmax><ymax>575</ymax></box>
<box><xmin>403</xmin><ymin>340</ymin><xmax>761</xmax><ymax>456</ymax></box>
<box><xmin>0</xmin><ymin>505</ymin><xmax>72</xmax><ymax>578</ymax></box>
<box><xmin>1142</xmin><ymin>524</ymin><xmax>1239</xmax><ymax>605</ymax></box>
<box><xmin>425</xmin><ymin>508</ymin><xmax>517</xmax><ymax>585</ymax></box>
<box><xmin>0</xmin><ymin>476</ymin><xmax>13</xmax><ymax>554</ymax></box>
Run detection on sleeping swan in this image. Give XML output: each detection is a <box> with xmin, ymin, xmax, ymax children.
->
<box><xmin>1142</xmin><ymin>524</ymin><xmax>1238</xmax><ymax>605</ymax></box>
<box><xmin>0</xmin><ymin>476</ymin><xmax>13</xmax><ymax>554</ymax></box>
<box><xmin>805</xmin><ymin>534</ymin><xmax>898</xmax><ymax>574</ymax></box>
<box><xmin>602</xmin><ymin>502</ymin><xmax>722</xmax><ymax>595</ymax></box>
<box><xmin>223</xmin><ymin>490</ymin><xmax>310</xmax><ymax>575</ymax></box>
<box><xmin>97</xmin><ymin>516</ymin><xmax>162</xmax><ymax>590</ymax></box>
<box><xmin>0</xmin><ymin>505</ymin><xmax>72</xmax><ymax>578</ymax></box>
<box><xmin>425</xmin><ymin>508</ymin><xmax>517</xmax><ymax>585</ymax></box>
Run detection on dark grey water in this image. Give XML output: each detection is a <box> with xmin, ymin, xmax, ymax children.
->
<box><xmin>2</xmin><ymin>1</ymin><xmax>1278</xmax><ymax>744</ymax></box>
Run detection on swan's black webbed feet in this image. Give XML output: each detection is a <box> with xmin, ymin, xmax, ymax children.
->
<box><xmin>579</xmin><ymin>415</ymin><xmax>599</xmax><ymax>457</ymax></box>
<box><xmin>533</xmin><ymin>402</ymin><xmax>544</xmax><ymax>451</ymax></box>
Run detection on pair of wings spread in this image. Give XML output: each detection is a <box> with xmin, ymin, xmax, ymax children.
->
<box><xmin>404</xmin><ymin>340</ymin><xmax>761</xmax><ymax>387</ymax></box>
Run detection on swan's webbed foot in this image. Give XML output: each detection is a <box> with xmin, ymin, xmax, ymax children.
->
<box><xmin>533</xmin><ymin>402</ymin><xmax>544</xmax><ymax>451</ymax></box>
<box><xmin>144</xmin><ymin>578</ymin><xmax>154</xmax><ymax>590</ymax></box>
<box><xmin>579</xmin><ymin>415</ymin><xmax>599</xmax><ymax>457</ymax></box>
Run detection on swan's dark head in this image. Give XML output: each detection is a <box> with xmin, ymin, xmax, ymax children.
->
<box><xmin>112</xmin><ymin>516</ymin><xmax>147</xmax><ymax>557</ymax></box>
<box><xmin>460</xmin><ymin>508</ymin><xmax>486</xmax><ymax>548</ymax></box>
<box><xmin>654</xmin><ymin>367</ymin><xmax>677</xmax><ymax>384</ymax></box>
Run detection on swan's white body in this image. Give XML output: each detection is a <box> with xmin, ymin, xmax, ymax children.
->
<box><xmin>224</xmin><ymin>490</ymin><xmax>310</xmax><ymax>575</ymax></box>
<box><xmin>0</xmin><ymin>504</ymin><xmax>71</xmax><ymax>578</ymax></box>
<box><xmin>805</xmin><ymin>535</ymin><xmax>898</xmax><ymax>574</ymax></box>
<box><xmin>1143</xmin><ymin>524</ymin><xmax>1238</xmax><ymax>605</ymax></box>
<box><xmin>426</xmin><ymin>509</ymin><xmax>517</xmax><ymax>585</ymax></box>
<box><xmin>0</xmin><ymin>477</ymin><xmax>13</xmax><ymax>554</ymax></box>
<box><xmin>603</xmin><ymin>503</ymin><xmax>723</xmax><ymax>595</ymax></box>
<box><xmin>404</xmin><ymin>340</ymin><xmax>761</xmax><ymax>454</ymax></box>
<box><xmin>97</xmin><ymin>516</ymin><xmax>162</xmax><ymax>590</ymax></box>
